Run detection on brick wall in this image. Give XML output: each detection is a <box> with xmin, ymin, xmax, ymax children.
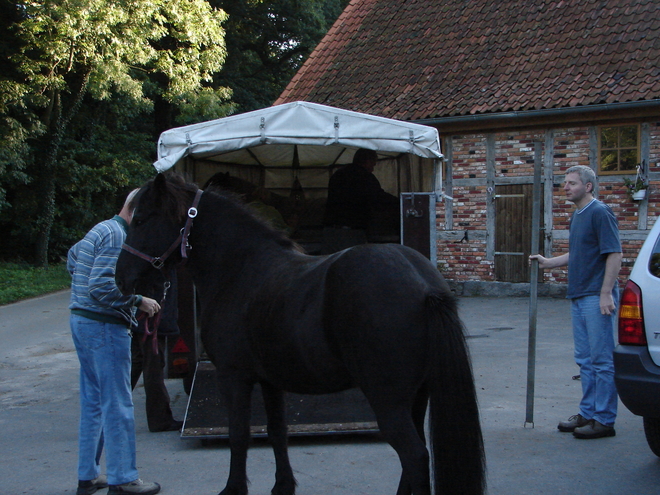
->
<box><xmin>437</xmin><ymin>123</ymin><xmax>660</xmax><ymax>287</ymax></box>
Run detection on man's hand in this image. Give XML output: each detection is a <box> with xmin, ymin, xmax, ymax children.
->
<box><xmin>139</xmin><ymin>297</ymin><xmax>161</xmax><ymax>318</ymax></box>
<box><xmin>600</xmin><ymin>252</ymin><xmax>622</xmax><ymax>315</ymax></box>
<box><xmin>600</xmin><ymin>292</ymin><xmax>616</xmax><ymax>315</ymax></box>
<box><xmin>529</xmin><ymin>252</ymin><xmax>569</xmax><ymax>270</ymax></box>
<box><xmin>529</xmin><ymin>254</ymin><xmax>550</xmax><ymax>269</ymax></box>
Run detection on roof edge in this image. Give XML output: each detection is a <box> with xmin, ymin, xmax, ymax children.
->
<box><xmin>413</xmin><ymin>100</ymin><xmax>660</xmax><ymax>134</ymax></box>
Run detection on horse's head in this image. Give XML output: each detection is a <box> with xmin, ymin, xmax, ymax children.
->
<box><xmin>116</xmin><ymin>173</ymin><xmax>199</xmax><ymax>297</ymax></box>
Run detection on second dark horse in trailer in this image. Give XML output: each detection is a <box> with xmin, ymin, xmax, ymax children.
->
<box><xmin>116</xmin><ymin>173</ymin><xmax>485</xmax><ymax>495</ymax></box>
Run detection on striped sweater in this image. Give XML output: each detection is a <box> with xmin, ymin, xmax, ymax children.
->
<box><xmin>68</xmin><ymin>215</ymin><xmax>142</xmax><ymax>327</ymax></box>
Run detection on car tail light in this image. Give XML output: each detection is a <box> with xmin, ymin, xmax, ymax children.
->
<box><xmin>618</xmin><ymin>280</ymin><xmax>647</xmax><ymax>345</ymax></box>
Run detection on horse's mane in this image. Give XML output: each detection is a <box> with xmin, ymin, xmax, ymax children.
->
<box><xmin>157</xmin><ymin>172</ymin><xmax>301</xmax><ymax>252</ymax></box>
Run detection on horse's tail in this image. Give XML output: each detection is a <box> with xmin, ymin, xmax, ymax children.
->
<box><xmin>426</xmin><ymin>290</ymin><xmax>485</xmax><ymax>495</ymax></box>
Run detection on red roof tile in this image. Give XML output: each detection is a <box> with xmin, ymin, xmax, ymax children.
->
<box><xmin>275</xmin><ymin>0</ymin><xmax>660</xmax><ymax>121</ymax></box>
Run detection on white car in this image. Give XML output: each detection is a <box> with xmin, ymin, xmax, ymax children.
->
<box><xmin>614</xmin><ymin>217</ymin><xmax>660</xmax><ymax>456</ymax></box>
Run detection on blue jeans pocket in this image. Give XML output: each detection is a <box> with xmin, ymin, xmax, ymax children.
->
<box><xmin>76</xmin><ymin>319</ymin><xmax>106</xmax><ymax>351</ymax></box>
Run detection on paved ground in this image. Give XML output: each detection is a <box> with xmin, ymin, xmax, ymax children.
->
<box><xmin>1</xmin><ymin>291</ymin><xmax>660</xmax><ymax>494</ymax></box>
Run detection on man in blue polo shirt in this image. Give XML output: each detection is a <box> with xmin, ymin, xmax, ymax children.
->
<box><xmin>530</xmin><ymin>165</ymin><xmax>622</xmax><ymax>439</ymax></box>
<box><xmin>68</xmin><ymin>189</ymin><xmax>162</xmax><ymax>494</ymax></box>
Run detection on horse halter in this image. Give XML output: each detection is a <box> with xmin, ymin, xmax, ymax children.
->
<box><xmin>122</xmin><ymin>189</ymin><xmax>203</xmax><ymax>270</ymax></box>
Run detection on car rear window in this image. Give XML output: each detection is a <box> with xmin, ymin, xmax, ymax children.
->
<box><xmin>650</xmin><ymin>236</ymin><xmax>660</xmax><ymax>278</ymax></box>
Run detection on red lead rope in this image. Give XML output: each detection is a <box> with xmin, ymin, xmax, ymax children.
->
<box><xmin>136</xmin><ymin>281</ymin><xmax>171</xmax><ymax>355</ymax></box>
<box><xmin>138</xmin><ymin>311</ymin><xmax>162</xmax><ymax>355</ymax></box>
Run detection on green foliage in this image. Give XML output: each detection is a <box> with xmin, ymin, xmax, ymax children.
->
<box><xmin>0</xmin><ymin>1</ymin><xmax>41</xmax><ymax>212</ymax></box>
<box><xmin>213</xmin><ymin>0</ymin><xmax>349</xmax><ymax>112</ymax></box>
<box><xmin>622</xmin><ymin>174</ymin><xmax>648</xmax><ymax>201</ymax></box>
<box><xmin>623</xmin><ymin>176</ymin><xmax>648</xmax><ymax>194</ymax></box>
<box><xmin>0</xmin><ymin>261</ymin><xmax>70</xmax><ymax>305</ymax></box>
<box><xmin>11</xmin><ymin>0</ymin><xmax>228</xmax><ymax>102</ymax></box>
<box><xmin>1</xmin><ymin>0</ymin><xmax>231</xmax><ymax>265</ymax></box>
<box><xmin>174</xmin><ymin>86</ymin><xmax>237</xmax><ymax>126</ymax></box>
<box><xmin>0</xmin><ymin>0</ymin><xmax>349</xmax><ymax>265</ymax></box>
<box><xmin>3</xmin><ymin>89</ymin><xmax>157</xmax><ymax>261</ymax></box>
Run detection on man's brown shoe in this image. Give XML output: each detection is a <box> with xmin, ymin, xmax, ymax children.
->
<box><xmin>557</xmin><ymin>414</ymin><xmax>590</xmax><ymax>432</ymax></box>
<box><xmin>573</xmin><ymin>420</ymin><xmax>616</xmax><ymax>439</ymax></box>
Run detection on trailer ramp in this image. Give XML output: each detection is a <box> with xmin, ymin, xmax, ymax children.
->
<box><xmin>182</xmin><ymin>361</ymin><xmax>379</xmax><ymax>439</ymax></box>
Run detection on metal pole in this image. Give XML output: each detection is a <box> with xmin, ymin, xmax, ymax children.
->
<box><xmin>525</xmin><ymin>142</ymin><xmax>543</xmax><ymax>427</ymax></box>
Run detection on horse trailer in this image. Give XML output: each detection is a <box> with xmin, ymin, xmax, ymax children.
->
<box><xmin>155</xmin><ymin>101</ymin><xmax>444</xmax><ymax>438</ymax></box>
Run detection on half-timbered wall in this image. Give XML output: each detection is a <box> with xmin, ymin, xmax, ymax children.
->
<box><xmin>436</xmin><ymin>122</ymin><xmax>660</xmax><ymax>288</ymax></box>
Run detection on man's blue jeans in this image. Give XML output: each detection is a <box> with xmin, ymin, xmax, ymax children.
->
<box><xmin>71</xmin><ymin>315</ymin><xmax>139</xmax><ymax>485</ymax></box>
<box><xmin>570</xmin><ymin>292</ymin><xmax>618</xmax><ymax>427</ymax></box>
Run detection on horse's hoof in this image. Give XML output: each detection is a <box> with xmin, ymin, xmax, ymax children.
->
<box><xmin>271</xmin><ymin>488</ymin><xmax>295</xmax><ymax>495</ymax></box>
<box><xmin>271</xmin><ymin>480</ymin><xmax>296</xmax><ymax>495</ymax></box>
<box><xmin>219</xmin><ymin>488</ymin><xmax>248</xmax><ymax>495</ymax></box>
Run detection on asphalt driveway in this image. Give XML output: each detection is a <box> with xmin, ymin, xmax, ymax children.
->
<box><xmin>1</xmin><ymin>291</ymin><xmax>659</xmax><ymax>494</ymax></box>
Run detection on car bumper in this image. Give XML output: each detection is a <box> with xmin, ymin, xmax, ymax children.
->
<box><xmin>614</xmin><ymin>344</ymin><xmax>660</xmax><ymax>418</ymax></box>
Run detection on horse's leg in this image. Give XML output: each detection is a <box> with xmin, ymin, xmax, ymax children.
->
<box><xmin>219</xmin><ymin>378</ymin><xmax>254</xmax><ymax>495</ymax></box>
<box><xmin>369</xmin><ymin>399</ymin><xmax>431</xmax><ymax>495</ymax></box>
<box><xmin>411</xmin><ymin>384</ymin><xmax>429</xmax><ymax>443</ymax></box>
<box><xmin>260</xmin><ymin>381</ymin><xmax>297</xmax><ymax>495</ymax></box>
<box><xmin>394</xmin><ymin>386</ymin><xmax>430</xmax><ymax>495</ymax></box>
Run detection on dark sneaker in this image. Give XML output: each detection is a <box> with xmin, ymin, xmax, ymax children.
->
<box><xmin>108</xmin><ymin>479</ymin><xmax>161</xmax><ymax>495</ymax></box>
<box><xmin>573</xmin><ymin>420</ymin><xmax>616</xmax><ymax>439</ymax></box>
<box><xmin>557</xmin><ymin>413</ymin><xmax>590</xmax><ymax>432</ymax></box>
<box><xmin>77</xmin><ymin>474</ymin><xmax>108</xmax><ymax>495</ymax></box>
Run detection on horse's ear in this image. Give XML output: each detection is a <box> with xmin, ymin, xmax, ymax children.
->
<box><xmin>151</xmin><ymin>173</ymin><xmax>169</xmax><ymax>208</ymax></box>
<box><xmin>154</xmin><ymin>173</ymin><xmax>168</xmax><ymax>194</ymax></box>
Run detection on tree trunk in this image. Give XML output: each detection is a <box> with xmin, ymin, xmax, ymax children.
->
<box><xmin>33</xmin><ymin>71</ymin><xmax>91</xmax><ymax>267</ymax></box>
<box><xmin>33</xmin><ymin>139</ymin><xmax>59</xmax><ymax>267</ymax></box>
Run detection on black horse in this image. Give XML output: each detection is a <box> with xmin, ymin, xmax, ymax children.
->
<box><xmin>116</xmin><ymin>173</ymin><xmax>485</xmax><ymax>495</ymax></box>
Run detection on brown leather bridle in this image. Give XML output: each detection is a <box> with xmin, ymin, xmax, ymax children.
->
<box><xmin>121</xmin><ymin>189</ymin><xmax>203</xmax><ymax>270</ymax></box>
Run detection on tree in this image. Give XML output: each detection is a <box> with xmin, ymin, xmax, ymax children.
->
<box><xmin>212</xmin><ymin>0</ymin><xmax>349</xmax><ymax>113</ymax></box>
<box><xmin>0</xmin><ymin>0</ymin><xmax>38</xmax><ymax>214</ymax></box>
<box><xmin>4</xmin><ymin>0</ymin><xmax>228</xmax><ymax>266</ymax></box>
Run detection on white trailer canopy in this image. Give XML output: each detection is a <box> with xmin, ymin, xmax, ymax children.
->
<box><xmin>153</xmin><ymin>101</ymin><xmax>443</xmax><ymax>173</ymax></box>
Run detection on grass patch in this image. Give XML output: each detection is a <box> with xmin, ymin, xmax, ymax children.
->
<box><xmin>0</xmin><ymin>262</ymin><xmax>71</xmax><ymax>306</ymax></box>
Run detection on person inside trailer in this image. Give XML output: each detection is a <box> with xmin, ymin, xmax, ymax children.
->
<box><xmin>322</xmin><ymin>148</ymin><xmax>399</xmax><ymax>253</ymax></box>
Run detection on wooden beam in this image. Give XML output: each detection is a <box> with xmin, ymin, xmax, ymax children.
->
<box><xmin>486</xmin><ymin>134</ymin><xmax>496</xmax><ymax>260</ymax></box>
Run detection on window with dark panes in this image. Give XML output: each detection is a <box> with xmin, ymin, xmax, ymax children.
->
<box><xmin>599</xmin><ymin>125</ymin><xmax>639</xmax><ymax>173</ymax></box>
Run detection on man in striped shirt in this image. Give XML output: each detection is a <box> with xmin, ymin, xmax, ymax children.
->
<box><xmin>68</xmin><ymin>189</ymin><xmax>162</xmax><ymax>495</ymax></box>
